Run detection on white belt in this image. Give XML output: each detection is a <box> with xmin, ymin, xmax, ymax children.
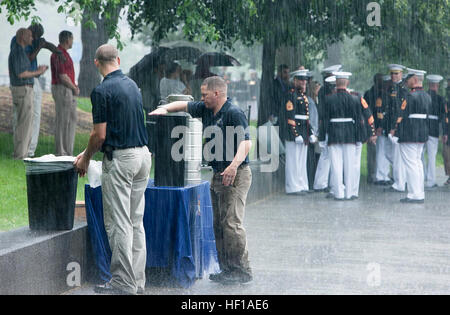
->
<box><xmin>428</xmin><ymin>115</ymin><xmax>439</xmax><ymax>120</ymax></box>
<box><xmin>295</xmin><ymin>115</ymin><xmax>309</xmax><ymax>120</ymax></box>
<box><xmin>409</xmin><ymin>114</ymin><xmax>427</xmax><ymax>119</ymax></box>
<box><xmin>330</xmin><ymin>118</ymin><xmax>354</xmax><ymax>123</ymax></box>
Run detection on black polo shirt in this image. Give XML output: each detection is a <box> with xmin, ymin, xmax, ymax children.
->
<box><xmin>187</xmin><ymin>98</ymin><xmax>250</xmax><ymax>172</ymax></box>
<box><xmin>91</xmin><ymin>69</ymin><xmax>148</xmax><ymax>152</ymax></box>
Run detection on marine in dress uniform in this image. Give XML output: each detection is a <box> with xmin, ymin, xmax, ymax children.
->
<box><xmin>363</xmin><ymin>73</ymin><xmax>384</xmax><ymax>184</ymax></box>
<box><xmin>444</xmin><ymin>77</ymin><xmax>450</xmax><ymax>185</ymax></box>
<box><xmin>391</xmin><ymin>68</ymin><xmax>431</xmax><ymax>203</ymax></box>
<box><xmin>386</xmin><ymin>64</ymin><xmax>409</xmax><ymax>193</ymax></box>
<box><xmin>313</xmin><ymin>65</ymin><xmax>341</xmax><ymax>192</ymax></box>
<box><xmin>320</xmin><ymin>72</ymin><xmax>362</xmax><ymax>200</ymax></box>
<box><xmin>423</xmin><ymin>75</ymin><xmax>446</xmax><ymax>188</ymax></box>
<box><xmin>373</xmin><ymin>75</ymin><xmax>394</xmax><ymax>186</ymax></box>
<box><xmin>350</xmin><ymin>89</ymin><xmax>377</xmax><ymax>199</ymax></box>
<box><xmin>284</xmin><ymin>70</ymin><xmax>318</xmax><ymax>195</ymax></box>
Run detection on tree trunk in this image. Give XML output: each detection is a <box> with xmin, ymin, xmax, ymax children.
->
<box><xmin>78</xmin><ymin>12</ymin><xmax>109</xmax><ymax>97</ymax></box>
<box><xmin>276</xmin><ymin>42</ymin><xmax>303</xmax><ymax>71</ymax></box>
<box><xmin>256</xmin><ymin>36</ymin><xmax>277</xmax><ymax>160</ymax></box>
<box><xmin>257</xmin><ymin>36</ymin><xmax>277</xmax><ymax>129</ymax></box>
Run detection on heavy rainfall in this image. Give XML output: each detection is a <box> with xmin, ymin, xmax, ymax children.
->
<box><xmin>0</xmin><ymin>0</ymin><xmax>449</xmax><ymax>298</ymax></box>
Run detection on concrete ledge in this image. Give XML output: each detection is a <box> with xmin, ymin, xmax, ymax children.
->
<box><xmin>0</xmin><ymin>221</ymin><xmax>89</xmax><ymax>295</ymax></box>
<box><xmin>0</xmin><ymin>162</ymin><xmax>283</xmax><ymax>295</ymax></box>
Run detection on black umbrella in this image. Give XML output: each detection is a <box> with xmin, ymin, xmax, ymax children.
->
<box><xmin>196</xmin><ymin>52</ymin><xmax>241</xmax><ymax>67</ymax></box>
<box><xmin>129</xmin><ymin>46</ymin><xmax>203</xmax><ymax>87</ymax></box>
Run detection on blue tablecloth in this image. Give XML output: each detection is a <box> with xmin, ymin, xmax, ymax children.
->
<box><xmin>84</xmin><ymin>180</ymin><xmax>220</xmax><ymax>288</ymax></box>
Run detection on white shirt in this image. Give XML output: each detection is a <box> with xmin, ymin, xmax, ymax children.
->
<box><xmin>159</xmin><ymin>77</ymin><xmax>186</xmax><ymax>100</ymax></box>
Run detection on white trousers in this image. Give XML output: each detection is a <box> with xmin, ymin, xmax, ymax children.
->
<box><xmin>28</xmin><ymin>77</ymin><xmax>43</xmax><ymax>157</ymax></box>
<box><xmin>399</xmin><ymin>143</ymin><xmax>425</xmax><ymax>200</ymax></box>
<box><xmin>313</xmin><ymin>144</ymin><xmax>331</xmax><ymax>190</ymax></box>
<box><xmin>422</xmin><ymin>136</ymin><xmax>438</xmax><ymax>188</ymax></box>
<box><xmin>329</xmin><ymin>144</ymin><xmax>357</xmax><ymax>199</ymax></box>
<box><xmin>285</xmin><ymin>141</ymin><xmax>309</xmax><ymax>193</ymax></box>
<box><xmin>375</xmin><ymin>135</ymin><xmax>392</xmax><ymax>182</ymax></box>
<box><xmin>351</xmin><ymin>142</ymin><xmax>363</xmax><ymax>198</ymax></box>
<box><xmin>392</xmin><ymin>141</ymin><xmax>406</xmax><ymax>191</ymax></box>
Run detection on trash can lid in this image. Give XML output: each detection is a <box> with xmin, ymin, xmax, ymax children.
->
<box><xmin>24</xmin><ymin>155</ymin><xmax>76</xmax><ymax>175</ymax></box>
<box><xmin>24</xmin><ymin>154</ymin><xmax>76</xmax><ymax>164</ymax></box>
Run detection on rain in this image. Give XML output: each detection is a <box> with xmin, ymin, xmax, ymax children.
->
<box><xmin>0</xmin><ymin>0</ymin><xmax>449</xmax><ymax>299</ymax></box>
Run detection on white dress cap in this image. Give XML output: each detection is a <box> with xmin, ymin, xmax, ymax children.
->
<box><xmin>332</xmin><ymin>71</ymin><xmax>352</xmax><ymax>79</ymax></box>
<box><xmin>290</xmin><ymin>69</ymin><xmax>310</xmax><ymax>78</ymax></box>
<box><xmin>388</xmin><ymin>64</ymin><xmax>405</xmax><ymax>72</ymax></box>
<box><xmin>322</xmin><ymin>65</ymin><xmax>342</xmax><ymax>74</ymax></box>
<box><xmin>426</xmin><ymin>74</ymin><xmax>443</xmax><ymax>83</ymax></box>
<box><xmin>325</xmin><ymin>76</ymin><xmax>336</xmax><ymax>83</ymax></box>
<box><xmin>406</xmin><ymin>68</ymin><xmax>427</xmax><ymax>77</ymax></box>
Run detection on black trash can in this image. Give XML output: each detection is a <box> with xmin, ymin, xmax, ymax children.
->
<box><xmin>24</xmin><ymin>159</ymin><xmax>78</xmax><ymax>231</ymax></box>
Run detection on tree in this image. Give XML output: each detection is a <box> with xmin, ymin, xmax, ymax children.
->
<box><xmin>3</xmin><ymin>0</ymin><xmax>448</xmax><ymax>106</ymax></box>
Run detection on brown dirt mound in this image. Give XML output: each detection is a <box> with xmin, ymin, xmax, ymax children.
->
<box><xmin>0</xmin><ymin>86</ymin><xmax>92</xmax><ymax>135</ymax></box>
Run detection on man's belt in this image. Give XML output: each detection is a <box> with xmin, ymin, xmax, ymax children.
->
<box><xmin>103</xmin><ymin>145</ymin><xmax>144</xmax><ymax>161</ymax></box>
<box><xmin>408</xmin><ymin>114</ymin><xmax>427</xmax><ymax>119</ymax></box>
<box><xmin>295</xmin><ymin>115</ymin><xmax>309</xmax><ymax>120</ymax></box>
<box><xmin>428</xmin><ymin>115</ymin><xmax>439</xmax><ymax>120</ymax></box>
<box><xmin>330</xmin><ymin>118</ymin><xmax>354</xmax><ymax>123</ymax></box>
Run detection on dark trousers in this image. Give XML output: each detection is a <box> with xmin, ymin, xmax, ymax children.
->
<box><xmin>210</xmin><ymin>165</ymin><xmax>252</xmax><ymax>276</ymax></box>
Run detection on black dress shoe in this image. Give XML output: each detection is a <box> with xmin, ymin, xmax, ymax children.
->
<box><xmin>209</xmin><ymin>272</ymin><xmax>228</xmax><ymax>282</ymax></box>
<box><xmin>348</xmin><ymin>195</ymin><xmax>358</xmax><ymax>200</ymax></box>
<box><xmin>218</xmin><ymin>272</ymin><xmax>253</xmax><ymax>285</ymax></box>
<box><xmin>383</xmin><ymin>187</ymin><xmax>404</xmax><ymax>193</ymax></box>
<box><xmin>400</xmin><ymin>198</ymin><xmax>424</xmax><ymax>204</ymax></box>
<box><xmin>94</xmin><ymin>282</ymin><xmax>135</xmax><ymax>295</ymax></box>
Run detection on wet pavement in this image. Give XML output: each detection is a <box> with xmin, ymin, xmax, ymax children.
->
<box><xmin>69</xmin><ymin>169</ymin><xmax>450</xmax><ymax>295</ymax></box>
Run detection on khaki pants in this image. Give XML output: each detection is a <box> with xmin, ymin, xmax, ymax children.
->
<box><xmin>443</xmin><ymin>143</ymin><xmax>450</xmax><ymax>176</ymax></box>
<box><xmin>52</xmin><ymin>84</ymin><xmax>77</xmax><ymax>156</ymax></box>
<box><xmin>10</xmin><ymin>85</ymin><xmax>34</xmax><ymax>159</ymax></box>
<box><xmin>210</xmin><ymin>165</ymin><xmax>252</xmax><ymax>276</ymax></box>
<box><xmin>101</xmin><ymin>146</ymin><xmax>152</xmax><ymax>294</ymax></box>
<box><xmin>28</xmin><ymin>77</ymin><xmax>44</xmax><ymax>157</ymax></box>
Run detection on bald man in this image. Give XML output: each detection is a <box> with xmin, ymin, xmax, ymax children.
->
<box><xmin>74</xmin><ymin>44</ymin><xmax>150</xmax><ymax>295</ymax></box>
<box><xmin>8</xmin><ymin>28</ymin><xmax>48</xmax><ymax>159</ymax></box>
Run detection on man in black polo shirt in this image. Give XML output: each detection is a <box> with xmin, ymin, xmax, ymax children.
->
<box><xmin>74</xmin><ymin>44</ymin><xmax>151</xmax><ymax>295</ymax></box>
<box><xmin>149</xmin><ymin>76</ymin><xmax>253</xmax><ymax>284</ymax></box>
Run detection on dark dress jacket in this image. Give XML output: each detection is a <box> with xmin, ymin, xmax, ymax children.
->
<box><xmin>393</xmin><ymin>87</ymin><xmax>431</xmax><ymax>143</ymax></box>
<box><xmin>427</xmin><ymin>90</ymin><xmax>447</xmax><ymax>138</ymax></box>
<box><xmin>285</xmin><ymin>89</ymin><xmax>313</xmax><ymax>144</ymax></box>
<box><xmin>320</xmin><ymin>88</ymin><xmax>361</xmax><ymax>145</ymax></box>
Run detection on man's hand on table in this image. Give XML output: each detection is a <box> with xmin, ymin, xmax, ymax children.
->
<box><xmin>149</xmin><ymin>107</ymin><xmax>168</xmax><ymax>116</ymax></box>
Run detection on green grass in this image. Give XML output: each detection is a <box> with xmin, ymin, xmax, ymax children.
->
<box><xmin>0</xmin><ymin>132</ymin><xmax>100</xmax><ymax>231</ymax></box>
<box><xmin>0</xmin><ymin>131</ymin><xmax>156</xmax><ymax>232</ymax></box>
<box><xmin>77</xmin><ymin>97</ymin><xmax>92</xmax><ymax>113</ymax></box>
